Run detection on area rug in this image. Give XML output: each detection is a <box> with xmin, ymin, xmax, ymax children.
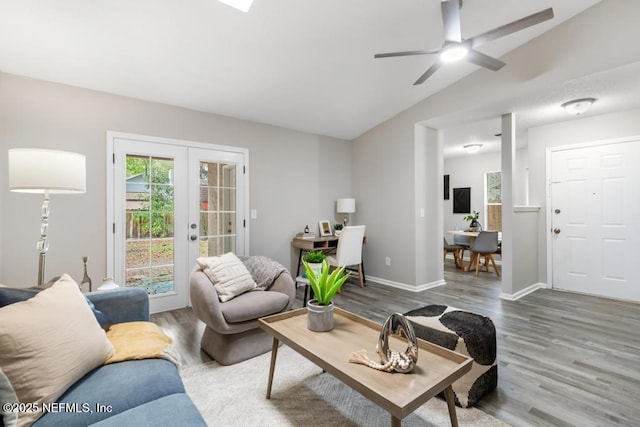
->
<box><xmin>180</xmin><ymin>346</ymin><xmax>507</xmax><ymax>426</ymax></box>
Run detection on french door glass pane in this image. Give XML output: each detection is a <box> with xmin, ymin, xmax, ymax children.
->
<box><xmin>199</xmin><ymin>161</ymin><xmax>236</xmax><ymax>257</ymax></box>
<box><xmin>124</xmin><ymin>154</ymin><xmax>176</xmax><ymax>295</ymax></box>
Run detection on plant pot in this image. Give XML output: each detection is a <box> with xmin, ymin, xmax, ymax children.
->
<box><xmin>334</xmin><ymin>230</ymin><xmax>342</xmax><ymax>237</ymax></box>
<box><xmin>307</xmin><ymin>262</ymin><xmax>323</xmax><ymax>278</ymax></box>
<box><xmin>306</xmin><ymin>300</ymin><xmax>334</xmax><ymax>332</ymax></box>
<box><xmin>468</xmin><ymin>220</ymin><xmax>481</xmax><ymax>232</ymax></box>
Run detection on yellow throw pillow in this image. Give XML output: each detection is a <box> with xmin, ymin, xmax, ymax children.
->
<box><xmin>197</xmin><ymin>252</ymin><xmax>257</xmax><ymax>302</ymax></box>
<box><xmin>0</xmin><ymin>274</ymin><xmax>114</xmax><ymax>426</ymax></box>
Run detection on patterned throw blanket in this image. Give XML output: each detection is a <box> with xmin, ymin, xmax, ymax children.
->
<box><xmin>105</xmin><ymin>321</ymin><xmax>180</xmax><ymax>367</ymax></box>
<box><xmin>239</xmin><ymin>256</ymin><xmax>288</xmax><ymax>291</ymax></box>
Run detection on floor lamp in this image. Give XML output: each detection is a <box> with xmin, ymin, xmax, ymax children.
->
<box><xmin>8</xmin><ymin>148</ymin><xmax>86</xmax><ymax>286</ymax></box>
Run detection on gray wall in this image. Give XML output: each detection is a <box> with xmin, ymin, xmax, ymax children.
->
<box><xmin>352</xmin><ymin>0</ymin><xmax>640</xmax><ymax>291</ymax></box>
<box><xmin>0</xmin><ymin>73</ymin><xmax>351</xmax><ymax>286</ymax></box>
<box><xmin>443</xmin><ymin>148</ymin><xmax>528</xmax><ymax>237</ymax></box>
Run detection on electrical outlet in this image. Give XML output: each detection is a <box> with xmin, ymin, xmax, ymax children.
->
<box><xmin>385</xmin><ymin>257</ymin><xmax>391</xmax><ymax>266</ymax></box>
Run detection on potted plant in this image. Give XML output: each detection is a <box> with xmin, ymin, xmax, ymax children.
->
<box><xmin>303</xmin><ymin>251</ymin><xmax>326</xmax><ymax>278</ymax></box>
<box><xmin>303</xmin><ymin>261</ymin><xmax>349</xmax><ymax>332</ymax></box>
<box><xmin>334</xmin><ymin>223</ymin><xmax>344</xmax><ymax>236</ymax></box>
<box><xmin>463</xmin><ymin>210</ymin><xmax>481</xmax><ymax>231</ymax></box>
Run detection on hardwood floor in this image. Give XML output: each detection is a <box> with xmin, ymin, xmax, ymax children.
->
<box><xmin>152</xmin><ymin>264</ymin><xmax>640</xmax><ymax>426</ymax></box>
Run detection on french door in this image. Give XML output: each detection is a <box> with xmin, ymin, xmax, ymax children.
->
<box><xmin>550</xmin><ymin>138</ymin><xmax>640</xmax><ymax>302</ymax></box>
<box><xmin>108</xmin><ymin>133</ymin><xmax>248</xmax><ymax>313</ymax></box>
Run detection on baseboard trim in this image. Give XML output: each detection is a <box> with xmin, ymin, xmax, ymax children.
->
<box><xmin>499</xmin><ymin>282</ymin><xmax>548</xmax><ymax>301</ymax></box>
<box><xmin>367</xmin><ymin>276</ymin><xmax>446</xmax><ymax>292</ymax></box>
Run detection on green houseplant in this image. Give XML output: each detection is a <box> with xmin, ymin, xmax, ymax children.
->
<box><xmin>463</xmin><ymin>210</ymin><xmax>481</xmax><ymax>231</ymax></box>
<box><xmin>303</xmin><ymin>260</ymin><xmax>350</xmax><ymax>332</ymax></box>
<box><xmin>303</xmin><ymin>251</ymin><xmax>326</xmax><ymax>264</ymax></box>
<box><xmin>303</xmin><ymin>251</ymin><xmax>325</xmax><ymax>278</ymax></box>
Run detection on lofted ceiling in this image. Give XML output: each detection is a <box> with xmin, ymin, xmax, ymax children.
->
<box><xmin>0</xmin><ymin>0</ymin><xmax>604</xmax><ymax>141</ymax></box>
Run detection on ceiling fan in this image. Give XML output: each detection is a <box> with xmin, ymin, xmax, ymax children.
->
<box><xmin>374</xmin><ymin>0</ymin><xmax>554</xmax><ymax>85</ymax></box>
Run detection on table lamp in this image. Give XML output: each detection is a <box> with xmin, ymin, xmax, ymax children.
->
<box><xmin>8</xmin><ymin>148</ymin><xmax>86</xmax><ymax>286</ymax></box>
<box><xmin>336</xmin><ymin>198</ymin><xmax>356</xmax><ymax>226</ymax></box>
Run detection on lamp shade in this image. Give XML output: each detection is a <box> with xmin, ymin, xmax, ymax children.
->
<box><xmin>336</xmin><ymin>198</ymin><xmax>356</xmax><ymax>214</ymax></box>
<box><xmin>8</xmin><ymin>148</ymin><xmax>86</xmax><ymax>194</ymax></box>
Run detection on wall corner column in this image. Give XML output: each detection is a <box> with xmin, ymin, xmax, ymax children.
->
<box><xmin>501</xmin><ymin>113</ymin><xmax>515</xmax><ymax>295</ymax></box>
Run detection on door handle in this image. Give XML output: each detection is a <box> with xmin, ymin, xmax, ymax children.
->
<box><xmin>190</xmin><ymin>234</ymin><xmax>198</xmax><ymax>241</ymax></box>
<box><xmin>553</xmin><ymin>228</ymin><xmax>561</xmax><ymax>234</ymax></box>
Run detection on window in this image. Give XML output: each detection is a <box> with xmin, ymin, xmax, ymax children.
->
<box><xmin>486</xmin><ymin>171</ymin><xmax>502</xmax><ymax>231</ymax></box>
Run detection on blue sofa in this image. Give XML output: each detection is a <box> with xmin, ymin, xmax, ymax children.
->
<box><xmin>0</xmin><ymin>287</ymin><xmax>206</xmax><ymax>427</ymax></box>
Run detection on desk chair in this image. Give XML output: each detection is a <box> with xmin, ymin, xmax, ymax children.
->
<box><xmin>326</xmin><ymin>225</ymin><xmax>366</xmax><ymax>288</ymax></box>
<box><xmin>443</xmin><ymin>237</ymin><xmax>463</xmax><ymax>269</ymax></box>
<box><xmin>469</xmin><ymin>231</ymin><xmax>500</xmax><ymax>277</ymax></box>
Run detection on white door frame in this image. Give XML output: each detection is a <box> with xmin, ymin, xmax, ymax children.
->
<box><xmin>106</xmin><ymin>131</ymin><xmax>250</xmax><ymax>305</ymax></box>
<box><xmin>545</xmin><ymin>134</ymin><xmax>640</xmax><ymax>288</ymax></box>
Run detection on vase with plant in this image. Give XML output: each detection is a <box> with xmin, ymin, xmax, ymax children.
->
<box><xmin>464</xmin><ymin>210</ymin><xmax>481</xmax><ymax>231</ymax></box>
<box><xmin>303</xmin><ymin>251</ymin><xmax>326</xmax><ymax>278</ymax></box>
<box><xmin>303</xmin><ymin>261</ymin><xmax>349</xmax><ymax>332</ymax></box>
<box><xmin>333</xmin><ymin>223</ymin><xmax>344</xmax><ymax>236</ymax></box>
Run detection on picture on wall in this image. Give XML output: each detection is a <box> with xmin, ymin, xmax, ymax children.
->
<box><xmin>444</xmin><ymin>175</ymin><xmax>450</xmax><ymax>200</ymax></box>
<box><xmin>453</xmin><ymin>187</ymin><xmax>471</xmax><ymax>213</ymax></box>
<box><xmin>318</xmin><ymin>220</ymin><xmax>332</xmax><ymax>237</ymax></box>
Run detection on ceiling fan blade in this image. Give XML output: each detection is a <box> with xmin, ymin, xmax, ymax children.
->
<box><xmin>468</xmin><ymin>8</ymin><xmax>554</xmax><ymax>47</ymax></box>
<box><xmin>466</xmin><ymin>49</ymin><xmax>506</xmax><ymax>71</ymax></box>
<box><xmin>441</xmin><ymin>0</ymin><xmax>462</xmax><ymax>42</ymax></box>
<box><xmin>413</xmin><ymin>62</ymin><xmax>442</xmax><ymax>85</ymax></box>
<box><xmin>374</xmin><ymin>48</ymin><xmax>441</xmax><ymax>59</ymax></box>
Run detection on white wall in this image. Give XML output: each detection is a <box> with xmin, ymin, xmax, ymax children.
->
<box><xmin>528</xmin><ymin>107</ymin><xmax>640</xmax><ymax>283</ymax></box>
<box><xmin>443</xmin><ymin>148</ymin><xmax>528</xmax><ymax>237</ymax></box>
<box><xmin>0</xmin><ymin>73</ymin><xmax>351</xmax><ymax>286</ymax></box>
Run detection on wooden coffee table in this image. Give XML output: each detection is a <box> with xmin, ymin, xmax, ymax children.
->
<box><xmin>259</xmin><ymin>307</ymin><xmax>472</xmax><ymax>426</ymax></box>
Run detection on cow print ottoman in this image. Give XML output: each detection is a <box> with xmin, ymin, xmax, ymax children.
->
<box><xmin>403</xmin><ymin>305</ymin><xmax>497</xmax><ymax>407</ymax></box>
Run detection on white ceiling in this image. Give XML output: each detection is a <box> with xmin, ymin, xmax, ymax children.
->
<box><xmin>440</xmin><ymin>61</ymin><xmax>640</xmax><ymax>158</ymax></box>
<box><xmin>0</xmin><ymin>0</ymin><xmax>603</xmax><ymax>141</ymax></box>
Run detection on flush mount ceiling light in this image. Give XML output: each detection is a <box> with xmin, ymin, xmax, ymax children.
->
<box><xmin>561</xmin><ymin>98</ymin><xmax>596</xmax><ymax>115</ymax></box>
<box><xmin>463</xmin><ymin>143</ymin><xmax>483</xmax><ymax>154</ymax></box>
<box><xmin>218</xmin><ymin>0</ymin><xmax>254</xmax><ymax>12</ymax></box>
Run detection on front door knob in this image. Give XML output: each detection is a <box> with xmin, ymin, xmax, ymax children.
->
<box><xmin>190</xmin><ymin>234</ymin><xmax>198</xmax><ymax>241</ymax></box>
<box><xmin>553</xmin><ymin>228</ymin><xmax>561</xmax><ymax>234</ymax></box>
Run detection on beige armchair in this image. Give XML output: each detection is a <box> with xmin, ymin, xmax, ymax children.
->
<box><xmin>190</xmin><ymin>257</ymin><xmax>295</xmax><ymax>365</ymax></box>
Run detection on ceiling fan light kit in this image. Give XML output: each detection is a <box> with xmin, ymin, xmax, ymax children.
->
<box><xmin>561</xmin><ymin>98</ymin><xmax>596</xmax><ymax>115</ymax></box>
<box><xmin>440</xmin><ymin>44</ymin><xmax>468</xmax><ymax>63</ymax></box>
<box><xmin>375</xmin><ymin>1</ymin><xmax>554</xmax><ymax>85</ymax></box>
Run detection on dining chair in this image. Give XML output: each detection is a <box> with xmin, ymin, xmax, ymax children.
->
<box><xmin>326</xmin><ymin>225</ymin><xmax>366</xmax><ymax>287</ymax></box>
<box><xmin>443</xmin><ymin>237</ymin><xmax>463</xmax><ymax>269</ymax></box>
<box><xmin>469</xmin><ymin>231</ymin><xmax>500</xmax><ymax>277</ymax></box>
<box><xmin>453</xmin><ymin>226</ymin><xmax>472</xmax><ymax>260</ymax></box>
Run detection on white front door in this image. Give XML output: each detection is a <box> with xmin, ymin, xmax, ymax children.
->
<box><xmin>109</xmin><ymin>133</ymin><xmax>248</xmax><ymax>313</ymax></box>
<box><xmin>550</xmin><ymin>139</ymin><xmax>640</xmax><ymax>302</ymax></box>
